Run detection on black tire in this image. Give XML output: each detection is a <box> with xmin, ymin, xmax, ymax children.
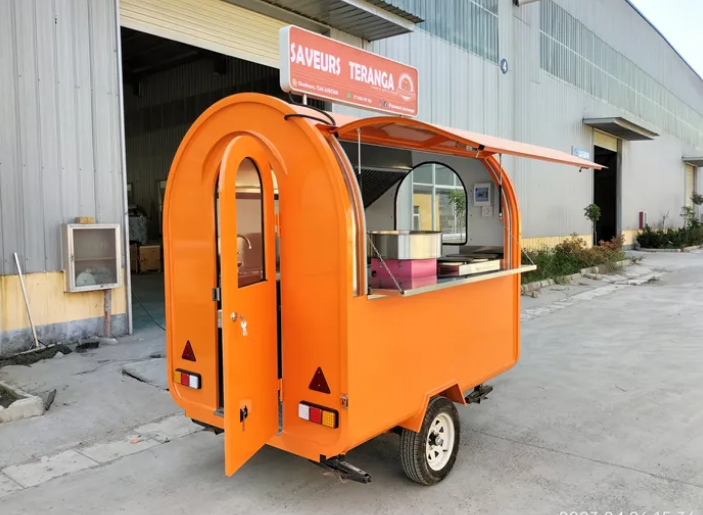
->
<box><xmin>399</xmin><ymin>396</ymin><xmax>461</xmax><ymax>485</ymax></box>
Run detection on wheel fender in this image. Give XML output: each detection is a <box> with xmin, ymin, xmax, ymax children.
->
<box><xmin>398</xmin><ymin>383</ymin><xmax>466</xmax><ymax>433</ymax></box>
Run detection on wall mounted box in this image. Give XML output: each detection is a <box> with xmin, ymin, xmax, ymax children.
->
<box><xmin>61</xmin><ymin>224</ymin><xmax>122</xmax><ymax>293</ymax></box>
<box><xmin>473</xmin><ymin>182</ymin><xmax>493</xmax><ymax>207</ymax></box>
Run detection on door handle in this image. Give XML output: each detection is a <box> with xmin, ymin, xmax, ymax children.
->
<box><xmin>230</xmin><ymin>312</ymin><xmax>248</xmax><ymax>337</ymax></box>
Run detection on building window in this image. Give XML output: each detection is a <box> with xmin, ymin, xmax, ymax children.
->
<box><xmin>391</xmin><ymin>0</ymin><xmax>499</xmax><ymax>63</ymax></box>
<box><xmin>397</xmin><ymin>163</ymin><xmax>467</xmax><ymax>244</ymax></box>
<box><xmin>412</xmin><ymin>205</ymin><xmax>421</xmax><ymax>230</ymax></box>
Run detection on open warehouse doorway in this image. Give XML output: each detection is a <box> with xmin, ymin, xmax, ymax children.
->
<box><xmin>592</xmin><ymin>130</ymin><xmax>620</xmax><ymax>245</ymax></box>
<box><xmin>593</xmin><ymin>146</ymin><xmax>618</xmax><ymax>244</ymax></box>
<box><xmin>120</xmin><ymin>27</ymin><xmax>322</xmax><ymax>332</ymax></box>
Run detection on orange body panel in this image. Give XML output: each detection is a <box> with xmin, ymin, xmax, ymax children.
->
<box><xmin>164</xmin><ymin>93</ymin><xmax>537</xmax><ymax>473</ymax></box>
<box><xmin>346</xmin><ymin>276</ymin><xmax>518</xmax><ymax>440</ymax></box>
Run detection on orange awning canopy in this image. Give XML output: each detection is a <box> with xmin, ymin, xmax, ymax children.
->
<box><xmin>298</xmin><ymin>107</ymin><xmax>602</xmax><ymax>169</ymax></box>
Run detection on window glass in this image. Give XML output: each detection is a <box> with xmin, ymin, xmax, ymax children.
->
<box><xmin>413</xmin><ymin>166</ymin><xmax>433</xmax><ymax>184</ymax></box>
<box><xmin>412</xmin><ymin>184</ymin><xmax>433</xmax><ymax>231</ymax></box>
<box><xmin>412</xmin><ymin>205</ymin><xmax>421</xmax><ymax>230</ymax></box>
<box><xmin>236</xmin><ymin>158</ymin><xmax>265</xmax><ymax>287</ymax></box>
<box><xmin>437</xmin><ymin>189</ymin><xmax>466</xmax><ymax>244</ymax></box>
<box><xmin>435</xmin><ymin>167</ymin><xmax>456</xmax><ymax>186</ymax></box>
<box><xmin>396</xmin><ymin>163</ymin><xmax>467</xmax><ymax>244</ymax></box>
<box><xmin>392</xmin><ymin>0</ymin><xmax>499</xmax><ymax>63</ymax></box>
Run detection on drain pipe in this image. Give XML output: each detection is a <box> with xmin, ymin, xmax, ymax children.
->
<box><xmin>114</xmin><ymin>0</ymin><xmax>133</xmax><ymax>335</ymax></box>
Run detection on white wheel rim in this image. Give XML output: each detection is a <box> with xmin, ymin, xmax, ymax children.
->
<box><xmin>425</xmin><ymin>412</ymin><xmax>455</xmax><ymax>471</ymax></box>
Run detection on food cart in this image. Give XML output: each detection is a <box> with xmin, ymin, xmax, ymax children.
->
<box><xmin>163</xmin><ymin>91</ymin><xmax>600</xmax><ymax>485</ymax></box>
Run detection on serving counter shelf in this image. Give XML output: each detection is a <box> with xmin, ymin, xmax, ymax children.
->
<box><xmin>368</xmin><ymin>264</ymin><xmax>537</xmax><ymax>299</ymax></box>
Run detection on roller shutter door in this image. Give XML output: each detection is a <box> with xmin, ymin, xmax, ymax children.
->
<box><xmin>119</xmin><ymin>0</ymin><xmax>285</xmax><ymax>68</ymax></box>
<box><xmin>593</xmin><ymin>130</ymin><xmax>618</xmax><ymax>152</ymax></box>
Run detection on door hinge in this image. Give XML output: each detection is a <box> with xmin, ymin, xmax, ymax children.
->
<box><xmin>340</xmin><ymin>393</ymin><xmax>349</xmax><ymax>409</ymax></box>
<box><xmin>212</xmin><ymin>287</ymin><xmax>221</xmax><ymax>302</ymax></box>
<box><xmin>278</xmin><ymin>378</ymin><xmax>284</xmax><ymax>402</ymax></box>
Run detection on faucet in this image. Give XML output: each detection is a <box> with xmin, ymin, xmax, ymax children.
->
<box><xmin>237</xmin><ymin>234</ymin><xmax>252</xmax><ymax>268</ymax></box>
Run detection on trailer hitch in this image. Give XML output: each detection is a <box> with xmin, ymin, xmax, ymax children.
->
<box><xmin>313</xmin><ymin>457</ymin><xmax>373</xmax><ymax>484</ymax></box>
<box><xmin>465</xmin><ymin>384</ymin><xmax>494</xmax><ymax>404</ymax></box>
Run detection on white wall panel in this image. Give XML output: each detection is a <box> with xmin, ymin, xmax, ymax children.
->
<box><xmin>621</xmin><ymin>135</ymin><xmax>688</xmax><ymax>231</ymax></box>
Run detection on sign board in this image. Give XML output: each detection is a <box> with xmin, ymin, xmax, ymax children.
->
<box><xmin>572</xmin><ymin>147</ymin><xmax>592</xmax><ymax>160</ymax></box>
<box><xmin>279</xmin><ymin>26</ymin><xmax>419</xmax><ymax>117</ymax></box>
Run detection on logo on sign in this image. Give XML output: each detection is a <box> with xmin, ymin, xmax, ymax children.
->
<box><xmin>397</xmin><ymin>73</ymin><xmax>416</xmax><ymax>102</ymax></box>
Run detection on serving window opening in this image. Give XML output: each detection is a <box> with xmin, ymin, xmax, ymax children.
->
<box><xmin>341</xmin><ymin>139</ymin><xmax>512</xmax><ymax>298</ymax></box>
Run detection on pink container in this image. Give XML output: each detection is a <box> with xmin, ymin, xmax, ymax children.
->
<box><xmin>371</xmin><ymin>258</ymin><xmax>437</xmax><ymax>280</ymax></box>
<box><xmin>368</xmin><ymin>274</ymin><xmax>437</xmax><ymax>291</ymax></box>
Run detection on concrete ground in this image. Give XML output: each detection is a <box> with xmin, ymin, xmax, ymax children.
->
<box><xmin>1</xmin><ymin>251</ymin><xmax>703</xmax><ymax>514</ymax></box>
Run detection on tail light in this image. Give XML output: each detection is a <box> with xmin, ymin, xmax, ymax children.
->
<box><xmin>173</xmin><ymin>369</ymin><xmax>201</xmax><ymax>389</ymax></box>
<box><xmin>298</xmin><ymin>402</ymin><xmax>338</xmax><ymax>428</ymax></box>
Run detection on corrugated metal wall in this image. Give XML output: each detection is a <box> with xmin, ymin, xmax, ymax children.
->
<box><xmin>540</xmin><ymin>0</ymin><xmax>703</xmax><ymax>151</ymax></box>
<box><xmin>0</xmin><ymin>0</ymin><xmax>124</xmax><ymax>275</ymax></box>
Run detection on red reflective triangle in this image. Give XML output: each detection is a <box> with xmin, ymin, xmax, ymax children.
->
<box><xmin>182</xmin><ymin>340</ymin><xmax>196</xmax><ymax>362</ymax></box>
<box><xmin>308</xmin><ymin>367</ymin><xmax>330</xmax><ymax>394</ymax></box>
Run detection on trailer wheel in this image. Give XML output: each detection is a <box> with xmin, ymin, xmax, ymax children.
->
<box><xmin>399</xmin><ymin>396</ymin><xmax>460</xmax><ymax>485</ymax></box>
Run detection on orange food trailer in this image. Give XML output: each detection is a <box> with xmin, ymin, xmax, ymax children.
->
<box><xmin>163</xmin><ymin>26</ymin><xmax>600</xmax><ymax>486</ymax></box>
<box><xmin>163</xmin><ymin>92</ymin><xmax>600</xmax><ymax>485</ymax></box>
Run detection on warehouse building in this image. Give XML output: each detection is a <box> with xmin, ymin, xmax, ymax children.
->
<box><xmin>0</xmin><ymin>0</ymin><xmax>701</xmax><ymax>354</ymax></box>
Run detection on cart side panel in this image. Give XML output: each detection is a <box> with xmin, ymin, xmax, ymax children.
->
<box><xmin>345</xmin><ymin>274</ymin><xmax>519</xmax><ymax>448</ymax></box>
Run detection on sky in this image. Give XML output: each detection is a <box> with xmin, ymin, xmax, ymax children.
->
<box><xmin>629</xmin><ymin>0</ymin><xmax>703</xmax><ymax>77</ymax></box>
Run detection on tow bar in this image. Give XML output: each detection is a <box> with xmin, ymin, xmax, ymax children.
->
<box><xmin>465</xmin><ymin>384</ymin><xmax>494</xmax><ymax>404</ymax></box>
<box><xmin>314</xmin><ymin>457</ymin><xmax>373</xmax><ymax>484</ymax></box>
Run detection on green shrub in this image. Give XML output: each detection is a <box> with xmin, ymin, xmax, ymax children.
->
<box><xmin>636</xmin><ymin>224</ymin><xmax>703</xmax><ymax>249</ymax></box>
<box><xmin>684</xmin><ymin>226</ymin><xmax>703</xmax><ymax>246</ymax></box>
<box><xmin>522</xmin><ymin>234</ymin><xmax>625</xmax><ymax>284</ymax></box>
<box><xmin>636</xmin><ymin>225</ymin><xmax>664</xmax><ymax>249</ymax></box>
